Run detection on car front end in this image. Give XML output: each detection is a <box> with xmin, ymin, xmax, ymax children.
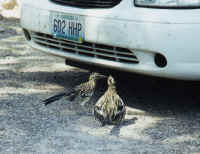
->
<box><xmin>21</xmin><ymin>0</ymin><xmax>200</xmax><ymax>80</ymax></box>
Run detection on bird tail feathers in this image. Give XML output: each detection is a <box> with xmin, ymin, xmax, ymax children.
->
<box><xmin>42</xmin><ymin>92</ymin><xmax>66</xmax><ymax>106</ymax></box>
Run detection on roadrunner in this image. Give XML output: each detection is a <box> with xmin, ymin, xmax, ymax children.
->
<box><xmin>94</xmin><ymin>75</ymin><xmax>126</xmax><ymax>126</ymax></box>
<box><xmin>42</xmin><ymin>72</ymin><xmax>106</xmax><ymax>106</ymax></box>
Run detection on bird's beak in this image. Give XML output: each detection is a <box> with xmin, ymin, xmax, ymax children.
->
<box><xmin>96</xmin><ymin>74</ymin><xmax>107</xmax><ymax>79</ymax></box>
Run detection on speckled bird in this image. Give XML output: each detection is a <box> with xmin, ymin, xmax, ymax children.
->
<box><xmin>42</xmin><ymin>72</ymin><xmax>106</xmax><ymax>106</ymax></box>
<box><xmin>94</xmin><ymin>75</ymin><xmax>126</xmax><ymax>126</ymax></box>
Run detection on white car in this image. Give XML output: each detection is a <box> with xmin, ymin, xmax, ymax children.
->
<box><xmin>20</xmin><ymin>0</ymin><xmax>200</xmax><ymax>80</ymax></box>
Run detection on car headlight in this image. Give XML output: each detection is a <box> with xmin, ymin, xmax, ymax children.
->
<box><xmin>134</xmin><ymin>0</ymin><xmax>200</xmax><ymax>8</ymax></box>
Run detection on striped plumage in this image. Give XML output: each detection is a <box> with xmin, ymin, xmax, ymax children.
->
<box><xmin>94</xmin><ymin>75</ymin><xmax>126</xmax><ymax>126</ymax></box>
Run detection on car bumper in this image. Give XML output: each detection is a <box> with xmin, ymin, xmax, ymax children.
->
<box><xmin>21</xmin><ymin>0</ymin><xmax>200</xmax><ymax>80</ymax></box>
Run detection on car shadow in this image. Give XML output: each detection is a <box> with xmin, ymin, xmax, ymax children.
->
<box><xmin>114</xmin><ymin>73</ymin><xmax>200</xmax><ymax>115</ymax></box>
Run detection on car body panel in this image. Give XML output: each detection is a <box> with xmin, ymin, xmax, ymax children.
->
<box><xmin>21</xmin><ymin>0</ymin><xmax>200</xmax><ymax>80</ymax></box>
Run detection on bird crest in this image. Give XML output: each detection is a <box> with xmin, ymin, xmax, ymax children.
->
<box><xmin>89</xmin><ymin>72</ymin><xmax>105</xmax><ymax>81</ymax></box>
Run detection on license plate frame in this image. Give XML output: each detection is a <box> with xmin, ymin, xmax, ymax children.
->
<box><xmin>50</xmin><ymin>11</ymin><xmax>85</xmax><ymax>43</ymax></box>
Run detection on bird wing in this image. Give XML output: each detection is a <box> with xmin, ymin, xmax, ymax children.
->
<box><xmin>115</xmin><ymin>96</ymin><xmax>126</xmax><ymax>116</ymax></box>
<box><xmin>76</xmin><ymin>81</ymin><xmax>94</xmax><ymax>97</ymax></box>
<box><xmin>118</xmin><ymin>96</ymin><xmax>125</xmax><ymax>107</ymax></box>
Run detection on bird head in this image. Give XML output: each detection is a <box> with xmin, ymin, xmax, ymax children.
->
<box><xmin>107</xmin><ymin>75</ymin><xmax>115</xmax><ymax>86</ymax></box>
<box><xmin>89</xmin><ymin>72</ymin><xmax>107</xmax><ymax>82</ymax></box>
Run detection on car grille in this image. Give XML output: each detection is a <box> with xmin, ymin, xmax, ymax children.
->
<box><xmin>50</xmin><ymin>0</ymin><xmax>122</xmax><ymax>8</ymax></box>
<box><xmin>31</xmin><ymin>32</ymin><xmax>139</xmax><ymax>64</ymax></box>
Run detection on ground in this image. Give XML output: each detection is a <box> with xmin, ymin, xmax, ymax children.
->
<box><xmin>0</xmin><ymin>9</ymin><xmax>200</xmax><ymax>154</ymax></box>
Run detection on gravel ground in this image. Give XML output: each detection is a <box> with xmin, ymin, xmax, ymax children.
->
<box><xmin>0</xmin><ymin>12</ymin><xmax>200</xmax><ymax>154</ymax></box>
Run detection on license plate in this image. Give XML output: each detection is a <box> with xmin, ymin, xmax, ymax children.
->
<box><xmin>50</xmin><ymin>12</ymin><xmax>85</xmax><ymax>43</ymax></box>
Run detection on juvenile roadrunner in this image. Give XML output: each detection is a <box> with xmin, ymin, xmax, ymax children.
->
<box><xmin>94</xmin><ymin>75</ymin><xmax>126</xmax><ymax>126</ymax></box>
<box><xmin>42</xmin><ymin>72</ymin><xmax>106</xmax><ymax>106</ymax></box>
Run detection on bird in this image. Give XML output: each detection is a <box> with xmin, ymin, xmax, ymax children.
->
<box><xmin>42</xmin><ymin>72</ymin><xmax>106</xmax><ymax>106</ymax></box>
<box><xmin>94</xmin><ymin>75</ymin><xmax>126</xmax><ymax>126</ymax></box>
